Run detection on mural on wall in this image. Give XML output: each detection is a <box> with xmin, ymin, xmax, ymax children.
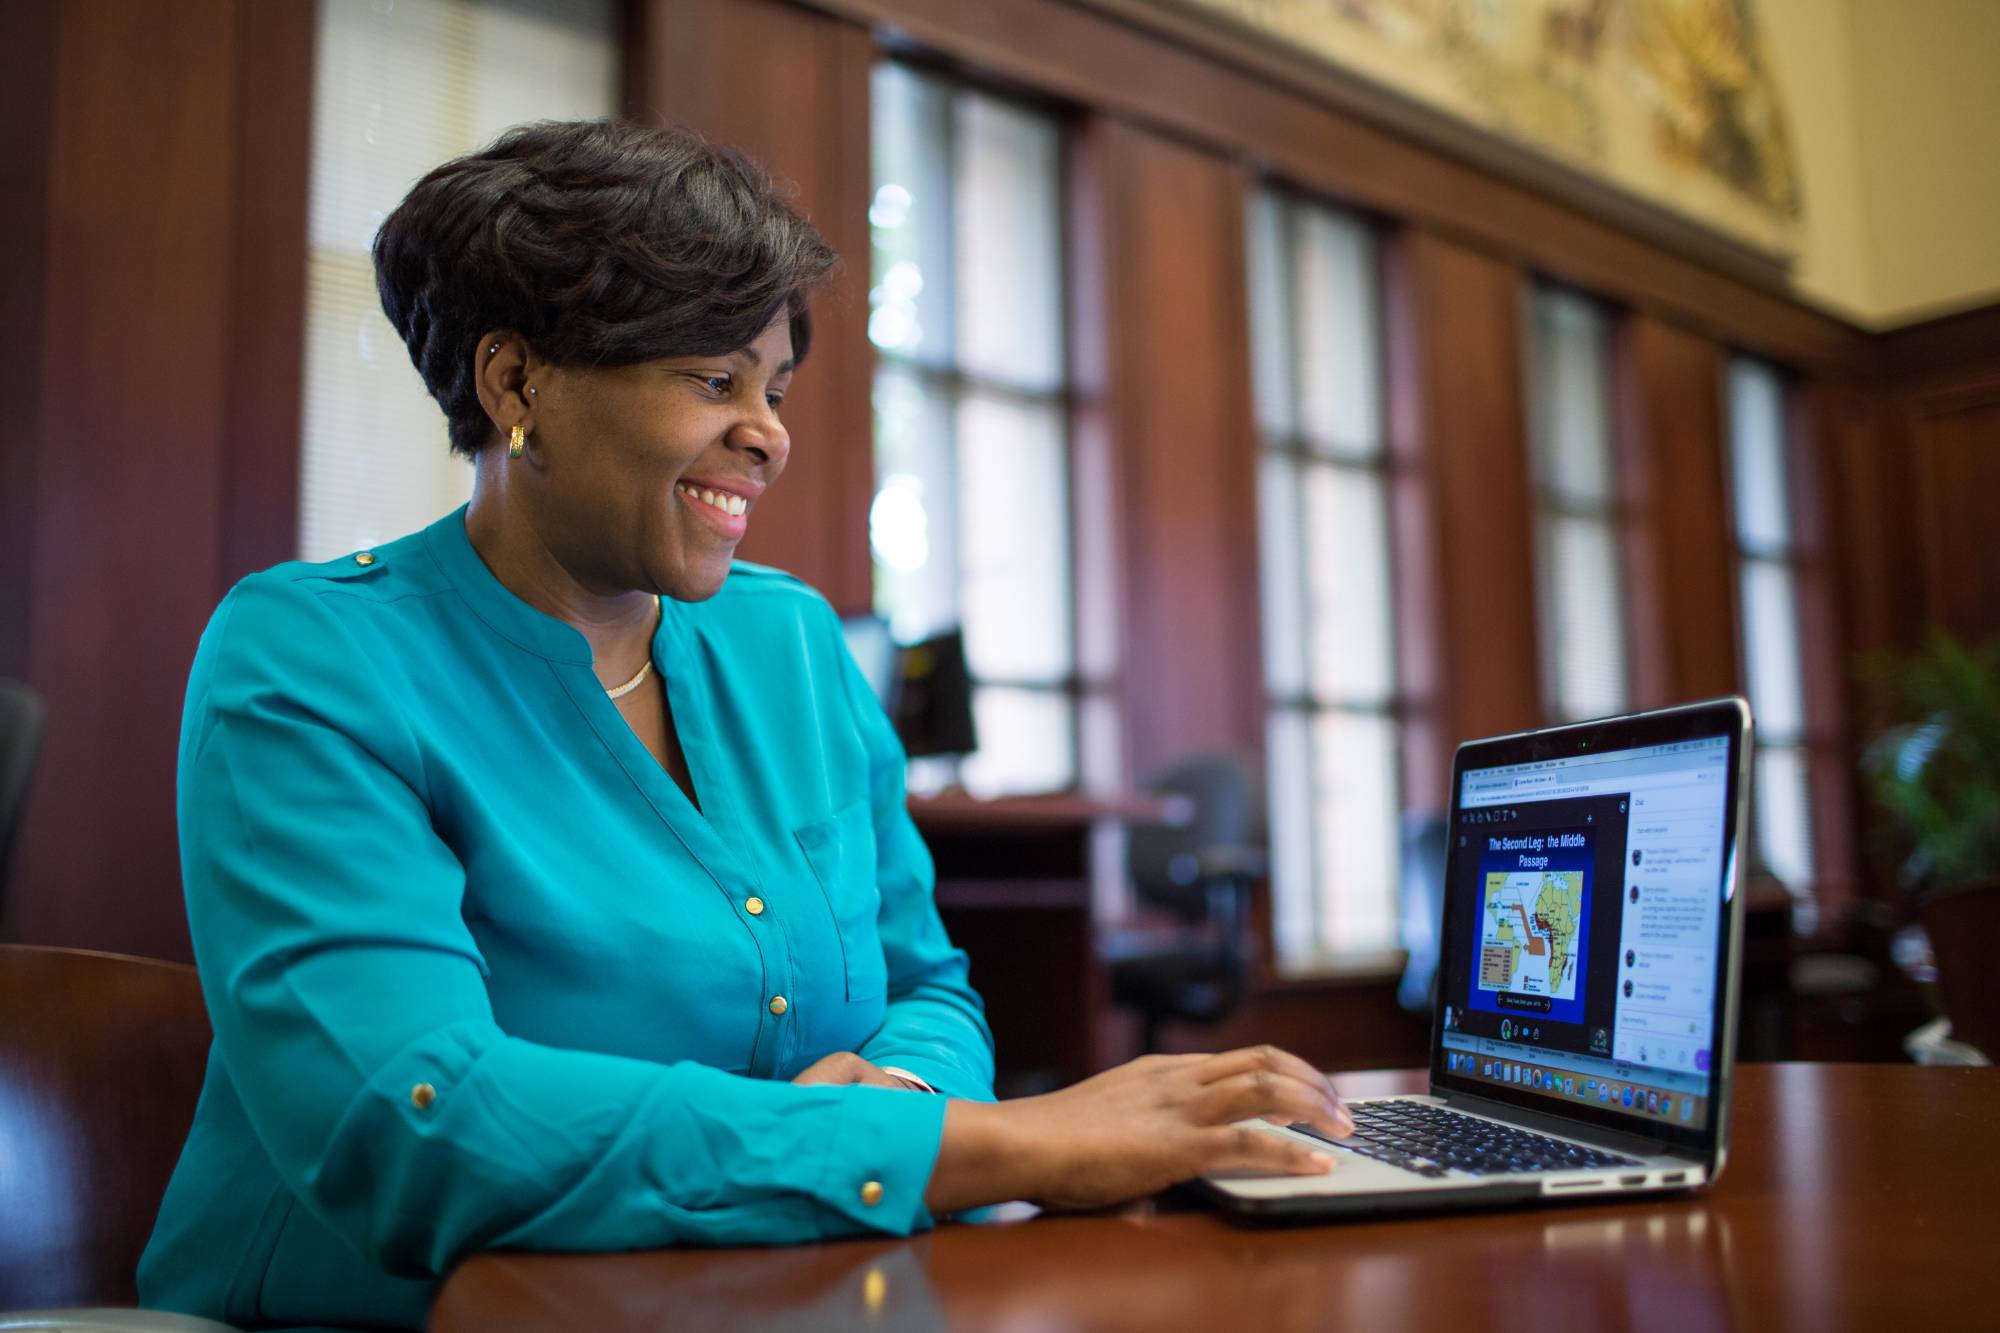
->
<box><xmin>1179</xmin><ymin>0</ymin><xmax>1804</xmax><ymax>257</ymax></box>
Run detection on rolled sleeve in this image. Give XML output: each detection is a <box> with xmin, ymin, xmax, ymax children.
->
<box><xmin>805</xmin><ymin>1084</ymin><xmax>948</xmax><ymax>1236</ymax></box>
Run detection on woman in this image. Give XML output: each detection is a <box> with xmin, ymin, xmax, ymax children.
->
<box><xmin>139</xmin><ymin>120</ymin><xmax>1351</xmax><ymax>1330</ymax></box>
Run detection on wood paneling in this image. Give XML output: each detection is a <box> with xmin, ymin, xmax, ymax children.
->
<box><xmin>793</xmin><ymin>0</ymin><xmax>1875</xmax><ymax>377</ymax></box>
<box><xmin>221</xmin><ymin>0</ymin><xmax>313</xmax><ymax>587</ymax></box>
<box><xmin>1879</xmin><ymin>305</ymin><xmax>2000</xmax><ymax>649</ymax></box>
<box><xmin>629</xmin><ymin>0</ymin><xmax>876</xmax><ymax>612</ymax></box>
<box><xmin>1384</xmin><ymin>231</ymin><xmax>1539</xmax><ymax>808</ymax></box>
<box><xmin>1615</xmin><ymin>315</ymin><xmax>1737</xmax><ymax>707</ymax></box>
<box><xmin>1880</xmin><ymin>302</ymin><xmax>2000</xmax><ymax>394</ymax></box>
<box><xmin>2</xmin><ymin>0</ymin><xmax>312</xmax><ymax>961</ymax></box>
<box><xmin>1806</xmin><ymin>379</ymin><xmax>1918</xmax><ymax>903</ymax></box>
<box><xmin>1911</xmin><ymin>400</ymin><xmax>2000</xmax><ymax>646</ymax></box>
<box><xmin>0</xmin><ymin>1</ymin><xmax>57</xmax><ymax>684</ymax></box>
<box><xmin>1071</xmin><ymin>120</ymin><xmax>1263</xmax><ymax>784</ymax></box>
<box><xmin>1838</xmin><ymin>303</ymin><xmax>2000</xmax><ymax>901</ymax></box>
<box><xmin>1809</xmin><ymin>381</ymin><xmax>1923</xmax><ymax>677</ymax></box>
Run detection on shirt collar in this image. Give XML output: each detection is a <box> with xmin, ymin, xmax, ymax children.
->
<box><xmin>420</xmin><ymin>505</ymin><xmax>596</xmax><ymax>664</ymax></box>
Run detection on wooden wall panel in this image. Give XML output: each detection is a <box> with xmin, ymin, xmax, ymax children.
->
<box><xmin>0</xmin><ymin>1</ymin><xmax>57</xmax><ymax>684</ymax></box>
<box><xmin>1840</xmin><ymin>306</ymin><xmax>2000</xmax><ymax>902</ymax></box>
<box><xmin>1806</xmin><ymin>381</ymin><xmax>1915</xmax><ymax>899</ymax></box>
<box><xmin>1883</xmin><ymin>306</ymin><xmax>2000</xmax><ymax>651</ymax></box>
<box><xmin>1810</xmin><ymin>382</ymin><xmax>1923</xmax><ymax>677</ymax></box>
<box><xmin>1911</xmin><ymin>401</ymin><xmax>2000</xmax><ymax>646</ymax></box>
<box><xmin>2</xmin><ymin>0</ymin><xmax>311</xmax><ymax>962</ymax></box>
<box><xmin>1615</xmin><ymin>315</ymin><xmax>1737</xmax><ymax>708</ymax></box>
<box><xmin>629</xmin><ymin>0</ymin><xmax>876</xmax><ymax>613</ymax></box>
<box><xmin>1384</xmin><ymin>231</ymin><xmax>1539</xmax><ymax>808</ymax></box>
<box><xmin>220</xmin><ymin>0</ymin><xmax>313</xmax><ymax>587</ymax></box>
<box><xmin>1072</xmin><ymin>120</ymin><xmax>1262</xmax><ymax>783</ymax></box>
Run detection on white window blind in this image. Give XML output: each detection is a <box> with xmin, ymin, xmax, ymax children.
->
<box><xmin>300</xmin><ymin>0</ymin><xmax>618</xmax><ymax>562</ymax></box>
<box><xmin>868</xmin><ymin>63</ymin><xmax>1079</xmax><ymax>797</ymax></box>
<box><xmin>1527</xmin><ymin>285</ymin><xmax>1629</xmax><ymax>723</ymax></box>
<box><xmin>1725</xmin><ymin>357</ymin><xmax>1814</xmax><ymax>899</ymax></box>
<box><xmin>1249</xmin><ymin>189</ymin><xmax>1402</xmax><ymax>968</ymax></box>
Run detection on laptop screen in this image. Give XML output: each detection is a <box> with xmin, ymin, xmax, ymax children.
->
<box><xmin>1435</xmin><ymin>729</ymin><xmax>1735</xmax><ymax>1136</ymax></box>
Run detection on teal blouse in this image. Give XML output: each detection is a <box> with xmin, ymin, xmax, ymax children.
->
<box><xmin>138</xmin><ymin>507</ymin><xmax>994</xmax><ymax>1330</ymax></box>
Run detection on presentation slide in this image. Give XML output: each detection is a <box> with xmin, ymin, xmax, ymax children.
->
<box><xmin>1441</xmin><ymin>791</ymin><xmax>1631</xmax><ymax>1060</ymax></box>
<box><xmin>1471</xmin><ymin>827</ymin><xmax>1592</xmax><ymax>1024</ymax></box>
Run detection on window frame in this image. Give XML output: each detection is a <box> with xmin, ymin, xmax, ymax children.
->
<box><xmin>1721</xmin><ymin>354</ymin><xmax>1834</xmax><ymax>918</ymax></box>
<box><xmin>867</xmin><ymin>59</ymin><xmax>1088</xmax><ymax>797</ymax></box>
<box><xmin>1250</xmin><ymin>186</ymin><xmax>1408</xmax><ymax>973</ymax></box>
<box><xmin>1524</xmin><ymin>281</ymin><xmax>1633</xmax><ymax>726</ymax></box>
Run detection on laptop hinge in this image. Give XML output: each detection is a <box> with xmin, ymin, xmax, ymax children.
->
<box><xmin>1434</xmin><ymin>1086</ymin><xmax>1705</xmax><ymax>1161</ymax></box>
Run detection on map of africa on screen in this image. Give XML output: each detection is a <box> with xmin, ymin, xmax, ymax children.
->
<box><xmin>1479</xmin><ymin>872</ymin><xmax>1584</xmax><ymax>1002</ymax></box>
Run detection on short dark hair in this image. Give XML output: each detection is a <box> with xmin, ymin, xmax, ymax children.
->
<box><xmin>374</xmin><ymin>120</ymin><xmax>838</xmax><ymax>457</ymax></box>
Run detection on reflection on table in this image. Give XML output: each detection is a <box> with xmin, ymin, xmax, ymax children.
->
<box><xmin>433</xmin><ymin>1063</ymin><xmax>2000</xmax><ymax>1331</ymax></box>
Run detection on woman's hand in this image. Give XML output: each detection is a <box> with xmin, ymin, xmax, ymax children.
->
<box><xmin>924</xmin><ymin>1045</ymin><xmax>1353</xmax><ymax>1214</ymax></box>
<box><xmin>791</xmin><ymin>1051</ymin><xmax>912</xmax><ymax>1090</ymax></box>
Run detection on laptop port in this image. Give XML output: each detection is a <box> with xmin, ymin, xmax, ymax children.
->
<box><xmin>1661</xmin><ymin>1172</ymin><xmax>1686</xmax><ymax>1185</ymax></box>
<box><xmin>1619</xmin><ymin>1174</ymin><xmax>1647</xmax><ymax>1186</ymax></box>
<box><xmin>1549</xmin><ymin>1179</ymin><xmax>1602</xmax><ymax>1190</ymax></box>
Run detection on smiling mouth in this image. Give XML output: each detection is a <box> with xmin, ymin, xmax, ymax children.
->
<box><xmin>677</xmin><ymin>483</ymin><xmax>749</xmax><ymax>517</ymax></box>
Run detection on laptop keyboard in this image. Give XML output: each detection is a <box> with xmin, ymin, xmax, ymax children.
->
<box><xmin>1289</xmin><ymin>1100</ymin><xmax>1641</xmax><ymax>1180</ymax></box>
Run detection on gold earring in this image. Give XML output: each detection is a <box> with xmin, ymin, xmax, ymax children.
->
<box><xmin>508</xmin><ymin>424</ymin><xmax>526</xmax><ymax>459</ymax></box>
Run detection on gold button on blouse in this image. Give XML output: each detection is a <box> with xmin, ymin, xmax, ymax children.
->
<box><xmin>354</xmin><ymin>552</ymin><xmax>376</xmax><ymax>567</ymax></box>
<box><xmin>860</xmin><ymin>1180</ymin><xmax>884</xmax><ymax>1207</ymax></box>
<box><xmin>769</xmin><ymin>995</ymin><xmax>788</xmax><ymax>1016</ymax></box>
<box><xmin>745</xmin><ymin>896</ymin><xmax>766</xmax><ymax>916</ymax></box>
<box><xmin>410</xmin><ymin>1082</ymin><xmax>436</xmax><ymax>1110</ymax></box>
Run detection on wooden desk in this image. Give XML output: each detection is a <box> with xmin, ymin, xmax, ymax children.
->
<box><xmin>431</xmin><ymin>1064</ymin><xmax>1998</xmax><ymax>1331</ymax></box>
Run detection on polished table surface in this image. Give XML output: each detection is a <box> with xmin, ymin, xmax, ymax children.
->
<box><xmin>431</xmin><ymin>1064</ymin><xmax>1998</xmax><ymax>1331</ymax></box>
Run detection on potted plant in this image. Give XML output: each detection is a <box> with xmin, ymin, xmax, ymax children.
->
<box><xmin>1864</xmin><ymin>630</ymin><xmax>2000</xmax><ymax>1058</ymax></box>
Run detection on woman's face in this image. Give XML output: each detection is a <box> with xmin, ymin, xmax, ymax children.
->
<box><xmin>526</xmin><ymin>316</ymin><xmax>794</xmax><ymax>603</ymax></box>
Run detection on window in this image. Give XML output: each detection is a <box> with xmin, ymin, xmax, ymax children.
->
<box><xmin>1724</xmin><ymin>357</ymin><xmax>1814</xmax><ymax>900</ymax></box>
<box><xmin>1526</xmin><ymin>285</ymin><xmax>1628</xmax><ymax>722</ymax></box>
<box><xmin>300</xmin><ymin>0</ymin><xmax>618</xmax><ymax>561</ymax></box>
<box><xmin>1248</xmin><ymin>190</ymin><xmax>1401</xmax><ymax>966</ymax></box>
<box><xmin>868</xmin><ymin>64</ymin><xmax>1077</xmax><ymax>797</ymax></box>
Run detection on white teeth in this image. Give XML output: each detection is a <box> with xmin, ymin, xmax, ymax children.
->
<box><xmin>680</xmin><ymin>484</ymin><xmax>747</xmax><ymax>519</ymax></box>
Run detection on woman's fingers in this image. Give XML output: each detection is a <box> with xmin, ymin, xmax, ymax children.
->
<box><xmin>1206</xmin><ymin>1122</ymin><xmax>1337</xmax><ymax>1177</ymax></box>
<box><xmin>1191</xmin><ymin>1044</ymin><xmax>1331</xmax><ymax>1096</ymax></box>
<box><xmin>1188</xmin><ymin>1068</ymin><xmax>1348</xmax><ymax>1139</ymax></box>
<box><xmin>1189</xmin><ymin>1045</ymin><xmax>1352</xmax><ymax>1133</ymax></box>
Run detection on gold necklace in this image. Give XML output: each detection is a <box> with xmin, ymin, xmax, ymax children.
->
<box><xmin>605</xmin><ymin>658</ymin><xmax>653</xmax><ymax>700</ymax></box>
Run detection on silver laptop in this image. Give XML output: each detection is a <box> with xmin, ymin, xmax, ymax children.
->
<box><xmin>1199</xmin><ymin>698</ymin><xmax>1751</xmax><ymax>1219</ymax></box>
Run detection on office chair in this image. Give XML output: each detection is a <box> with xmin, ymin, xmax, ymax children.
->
<box><xmin>0</xmin><ymin>946</ymin><xmax>225</xmax><ymax>1328</ymax></box>
<box><xmin>1104</xmin><ymin>753</ymin><xmax>1267</xmax><ymax>1054</ymax></box>
<box><xmin>0</xmin><ymin>678</ymin><xmax>47</xmax><ymax>899</ymax></box>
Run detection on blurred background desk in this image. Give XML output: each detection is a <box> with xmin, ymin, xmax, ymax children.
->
<box><xmin>909</xmin><ymin>791</ymin><xmax>1184</xmax><ymax>1094</ymax></box>
<box><xmin>432</xmin><ymin>1063</ymin><xmax>1999</xmax><ymax>1332</ymax></box>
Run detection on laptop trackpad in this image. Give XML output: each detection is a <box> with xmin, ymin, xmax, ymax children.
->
<box><xmin>1203</xmin><ymin>1122</ymin><xmax>1474</xmax><ymax>1199</ymax></box>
